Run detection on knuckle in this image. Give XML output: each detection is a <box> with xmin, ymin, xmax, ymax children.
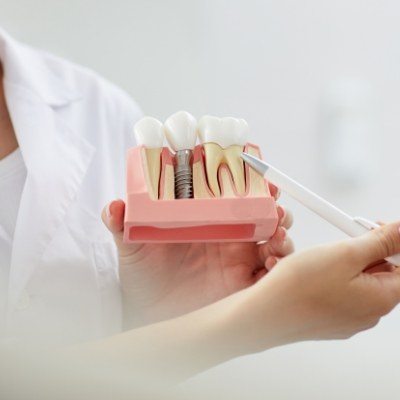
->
<box><xmin>372</xmin><ymin>228</ymin><xmax>398</xmax><ymax>258</ymax></box>
<box><xmin>356</xmin><ymin>317</ymin><xmax>380</xmax><ymax>333</ymax></box>
<box><xmin>283</xmin><ymin>238</ymin><xmax>295</xmax><ymax>255</ymax></box>
<box><xmin>368</xmin><ymin>318</ymin><xmax>380</xmax><ymax>329</ymax></box>
<box><xmin>337</xmin><ymin>316</ymin><xmax>382</xmax><ymax>340</ymax></box>
<box><xmin>361</xmin><ymin>318</ymin><xmax>380</xmax><ymax>333</ymax></box>
<box><xmin>378</xmin><ymin>297</ymin><xmax>395</xmax><ymax>316</ymax></box>
<box><xmin>283</xmin><ymin>210</ymin><xmax>294</xmax><ymax>229</ymax></box>
<box><xmin>340</xmin><ymin>331</ymin><xmax>355</xmax><ymax>340</ymax></box>
<box><xmin>367</xmin><ymin>295</ymin><xmax>394</xmax><ymax>318</ymax></box>
<box><xmin>339</xmin><ymin>328</ymin><xmax>360</xmax><ymax>340</ymax></box>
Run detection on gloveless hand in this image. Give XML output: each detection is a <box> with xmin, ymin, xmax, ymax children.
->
<box><xmin>230</xmin><ymin>222</ymin><xmax>400</xmax><ymax>354</ymax></box>
<box><xmin>102</xmin><ymin>185</ymin><xmax>294</xmax><ymax>327</ymax></box>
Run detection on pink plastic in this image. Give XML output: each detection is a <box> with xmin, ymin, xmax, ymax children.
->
<box><xmin>123</xmin><ymin>143</ymin><xmax>279</xmax><ymax>243</ymax></box>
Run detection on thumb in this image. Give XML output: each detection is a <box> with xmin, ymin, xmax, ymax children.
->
<box><xmin>102</xmin><ymin>199</ymin><xmax>144</xmax><ymax>257</ymax></box>
<box><xmin>350</xmin><ymin>222</ymin><xmax>400</xmax><ymax>268</ymax></box>
<box><xmin>101</xmin><ymin>199</ymin><xmax>125</xmax><ymax>240</ymax></box>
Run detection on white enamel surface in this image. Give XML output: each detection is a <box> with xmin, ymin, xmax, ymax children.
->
<box><xmin>133</xmin><ymin>116</ymin><xmax>164</xmax><ymax>148</ymax></box>
<box><xmin>164</xmin><ymin>111</ymin><xmax>197</xmax><ymax>151</ymax></box>
<box><xmin>197</xmin><ymin>115</ymin><xmax>249</xmax><ymax>148</ymax></box>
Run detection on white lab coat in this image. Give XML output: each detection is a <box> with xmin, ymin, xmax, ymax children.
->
<box><xmin>0</xmin><ymin>28</ymin><xmax>142</xmax><ymax>345</ymax></box>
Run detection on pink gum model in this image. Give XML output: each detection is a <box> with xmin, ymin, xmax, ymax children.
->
<box><xmin>123</xmin><ymin>143</ymin><xmax>279</xmax><ymax>243</ymax></box>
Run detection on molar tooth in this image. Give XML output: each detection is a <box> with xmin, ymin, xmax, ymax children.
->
<box><xmin>198</xmin><ymin>115</ymin><xmax>249</xmax><ymax>197</ymax></box>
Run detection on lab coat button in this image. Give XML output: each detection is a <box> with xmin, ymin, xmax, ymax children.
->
<box><xmin>15</xmin><ymin>291</ymin><xmax>31</xmax><ymax>311</ymax></box>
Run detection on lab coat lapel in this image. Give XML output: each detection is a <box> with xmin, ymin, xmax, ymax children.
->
<box><xmin>0</xmin><ymin>30</ymin><xmax>96</xmax><ymax>308</ymax></box>
<box><xmin>5</xmin><ymin>85</ymin><xmax>95</xmax><ymax>308</ymax></box>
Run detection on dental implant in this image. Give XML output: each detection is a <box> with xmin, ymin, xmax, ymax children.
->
<box><xmin>174</xmin><ymin>149</ymin><xmax>193</xmax><ymax>198</ymax></box>
<box><xmin>164</xmin><ymin>111</ymin><xmax>197</xmax><ymax>199</ymax></box>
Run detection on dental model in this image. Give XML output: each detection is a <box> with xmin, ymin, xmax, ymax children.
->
<box><xmin>164</xmin><ymin>111</ymin><xmax>197</xmax><ymax>199</ymax></box>
<box><xmin>124</xmin><ymin>112</ymin><xmax>279</xmax><ymax>243</ymax></box>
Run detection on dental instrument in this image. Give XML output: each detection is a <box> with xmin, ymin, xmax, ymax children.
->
<box><xmin>241</xmin><ymin>152</ymin><xmax>400</xmax><ymax>267</ymax></box>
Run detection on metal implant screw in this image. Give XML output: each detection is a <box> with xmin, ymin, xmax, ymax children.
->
<box><xmin>174</xmin><ymin>149</ymin><xmax>193</xmax><ymax>199</ymax></box>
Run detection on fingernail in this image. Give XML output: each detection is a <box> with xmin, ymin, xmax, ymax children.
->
<box><xmin>106</xmin><ymin>202</ymin><xmax>112</xmax><ymax>219</ymax></box>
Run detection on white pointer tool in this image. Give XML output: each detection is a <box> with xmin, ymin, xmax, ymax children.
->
<box><xmin>241</xmin><ymin>152</ymin><xmax>400</xmax><ymax>267</ymax></box>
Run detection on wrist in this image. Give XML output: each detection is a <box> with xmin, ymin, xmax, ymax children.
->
<box><xmin>227</xmin><ymin>278</ymin><xmax>300</xmax><ymax>355</ymax></box>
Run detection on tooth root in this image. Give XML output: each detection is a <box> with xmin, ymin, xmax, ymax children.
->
<box><xmin>203</xmin><ymin>143</ymin><xmax>223</xmax><ymax>197</ymax></box>
<box><xmin>193</xmin><ymin>163</ymin><xmax>213</xmax><ymax>199</ymax></box>
<box><xmin>245</xmin><ymin>146</ymin><xmax>269</xmax><ymax>197</ymax></box>
<box><xmin>223</xmin><ymin>145</ymin><xmax>246</xmax><ymax>196</ymax></box>
<box><xmin>218</xmin><ymin>165</ymin><xmax>236</xmax><ymax>198</ymax></box>
<box><xmin>158</xmin><ymin>148</ymin><xmax>175</xmax><ymax>200</ymax></box>
<box><xmin>160</xmin><ymin>163</ymin><xmax>175</xmax><ymax>199</ymax></box>
<box><xmin>143</xmin><ymin>148</ymin><xmax>162</xmax><ymax>200</ymax></box>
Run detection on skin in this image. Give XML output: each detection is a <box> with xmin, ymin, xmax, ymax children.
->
<box><xmin>84</xmin><ymin>222</ymin><xmax>400</xmax><ymax>384</ymax></box>
<box><xmin>0</xmin><ymin>64</ymin><xmax>18</xmax><ymax>160</ymax></box>
<box><xmin>103</xmin><ymin>197</ymin><xmax>294</xmax><ymax>328</ymax></box>
<box><xmin>236</xmin><ymin>223</ymin><xmax>400</xmax><ymax>352</ymax></box>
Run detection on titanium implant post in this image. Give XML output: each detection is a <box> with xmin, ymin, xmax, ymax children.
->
<box><xmin>174</xmin><ymin>149</ymin><xmax>193</xmax><ymax>199</ymax></box>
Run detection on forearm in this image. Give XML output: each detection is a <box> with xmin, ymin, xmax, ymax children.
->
<box><xmin>79</xmin><ymin>296</ymin><xmax>245</xmax><ymax>383</ymax></box>
<box><xmin>121</xmin><ymin>291</ymin><xmax>141</xmax><ymax>329</ymax></box>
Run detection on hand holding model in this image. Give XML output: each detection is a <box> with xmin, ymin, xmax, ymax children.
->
<box><xmin>103</xmin><ymin>111</ymin><xmax>294</xmax><ymax>327</ymax></box>
<box><xmin>103</xmin><ymin>197</ymin><xmax>293</xmax><ymax>328</ymax></box>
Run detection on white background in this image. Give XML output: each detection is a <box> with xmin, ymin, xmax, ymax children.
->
<box><xmin>2</xmin><ymin>1</ymin><xmax>400</xmax><ymax>398</ymax></box>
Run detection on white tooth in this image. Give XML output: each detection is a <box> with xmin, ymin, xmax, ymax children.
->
<box><xmin>133</xmin><ymin>117</ymin><xmax>164</xmax><ymax>200</ymax></box>
<box><xmin>164</xmin><ymin>111</ymin><xmax>197</xmax><ymax>151</ymax></box>
<box><xmin>198</xmin><ymin>116</ymin><xmax>249</xmax><ymax>148</ymax></box>
<box><xmin>134</xmin><ymin>117</ymin><xmax>164</xmax><ymax>148</ymax></box>
<box><xmin>198</xmin><ymin>115</ymin><xmax>223</xmax><ymax>146</ymax></box>
<box><xmin>198</xmin><ymin>116</ymin><xmax>249</xmax><ymax>196</ymax></box>
<box><xmin>220</xmin><ymin>117</ymin><xmax>249</xmax><ymax>147</ymax></box>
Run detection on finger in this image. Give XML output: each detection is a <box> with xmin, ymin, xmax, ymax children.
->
<box><xmin>254</xmin><ymin>267</ymin><xmax>268</xmax><ymax>282</ymax></box>
<box><xmin>365</xmin><ymin>262</ymin><xmax>395</xmax><ymax>274</ymax></box>
<box><xmin>101</xmin><ymin>199</ymin><xmax>125</xmax><ymax>237</ymax></box>
<box><xmin>268</xmin><ymin>182</ymin><xmax>280</xmax><ymax>200</ymax></box>
<box><xmin>277</xmin><ymin>206</ymin><xmax>294</xmax><ymax>230</ymax></box>
<box><xmin>371</xmin><ymin>272</ymin><xmax>400</xmax><ymax>308</ymax></box>
<box><xmin>268</xmin><ymin>228</ymin><xmax>295</xmax><ymax>256</ymax></box>
<box><xmin>349</xmin><ymin>222</ymin><xmax>400</xmax><ymax>270</ymax></box>
<box><xmin>265</xmin><ymin>256</ymin><xmax>280</xmax><ymax>271</ymax></box>
<box><xmin>258</xmin><ymin>227</ymin><xmax>295</xmax><ymax>261</ymax></box>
